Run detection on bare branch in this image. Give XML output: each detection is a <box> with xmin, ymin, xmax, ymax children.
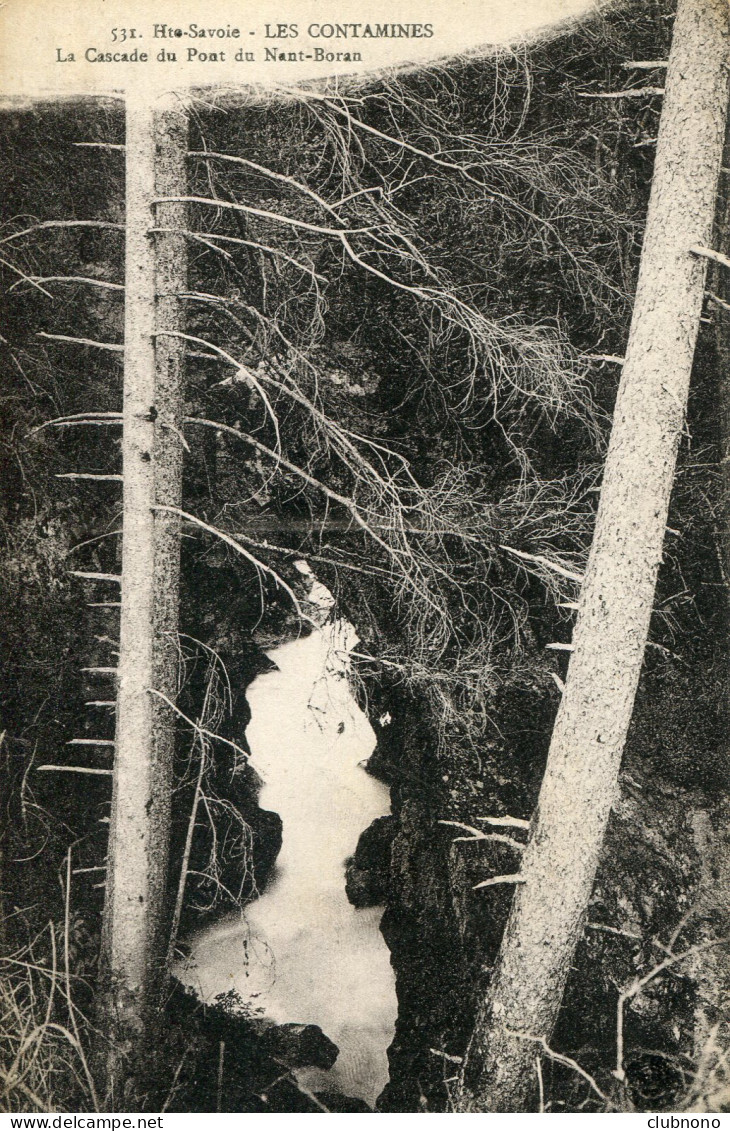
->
<box><xmin>37</xmin><ymin>332</ymin><xmax>123</xmax><ymax>353</ymax></box>
<box><xmin>37</xmin><ymin>766</ymin><xmax>113</xmax><ymax>776</ymax></box>
<box><xmin>473</xmin><ymin>874</ymin><xmax>526</xmax><ymax>890</ymax></box>
<box><xmin>621</xmin><ymin>60</ymin><xmax>668</xmax><ymax>69</ymax></box>
<box><xmin>439</xmin><ymin>820</ymin><xmax>526</xmax><ymax>849</ymax></box>
<box><xmin>67</xmin><ymin>739</ymin><xmax>114</xmax><ymax>747</ymax></box>
<box><xmin>73</xmin><ymin>142</ymin><xmax>125</xmax><ymax>151</ymax></box>
<box><xmin>69</xmin><ymin>572</ymin><xmax>121</xmax><ymax>582</ymax></box>
<box><xmin>56</xmin><ymin>474</ymin><xmax>123</xmax><ymax>482</ymax></box>
<box><xmin>30</xmin><ymin>412</ymin><xmax>123</xmax><ymax>436</ymax></box>
<box><xmin>504</xmin><ymin>1031</ymin><xmax>611</xmax><ymax>1106</ymax></box>
<box><xmin>154</xmin><ymin>195</ymin><xmax>367</xmax><ymax>236</ymax></box>
<box><xmin>152</xmin><ymin>505</ymin><xmax>317</xmax><ymax>629</ymax></box>
<box><xmin>500</xmin><ymin>544</ymin><xmax>584</xmax><ymax>584</ymax></box>
<box><xmin>152</xmin><ymin>228</ymin><xmax>327</xmax><ymax>282</ymax></box>
<box><xmin>577</xmin><ymin>87</ymin><xmax>665</xmax><ymax>99</ymax></box>
<box><xmin>146</xmin><ymin>688</ymin><xmax>250</xmax><ymax>763</ymax></box>
<box><xmin>0</xmin><ymin>220</ymin><xmax>124</xmax><ymax>245</ymax></box>
<box><xmin>188</xmin><ymin>150</ymin><xmax>343</xmax><ymax>219</ymax></box>
<box><xmin>476</xmin><ymin>815</ymin><xmax>531</xmax><ymax>830</ymax></box>
<box><xmin>692</xmin><ymin>244</ymin><xmax>730</xmax><ymax>271</ymax></box>
<box><xmin>9</xmin><ymin>276</ymin><xmax>123</xmax><ymax>293</ymax></box>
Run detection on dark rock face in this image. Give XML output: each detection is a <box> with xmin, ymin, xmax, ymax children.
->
<box><xmin>353</xmin><ymin>682</ymin><xmax>481</xmax><ymax>1112</ymax></box>
<box><xmin>157</xmin><ymin>984</ymin><xmax>344</xmax><ymax>1112</ymax></box>
<box><xmin>247</xmin><ymin>807</ymin><xmax>284</xmax><ymax>894</ymax></box>
<box><xmin>345</xmin><ymin>815</ymin><xmax>396</xmax><ymax>907</ymax></box>
<box><xmin>179</xmin><ymin>628</ymin><xmax>721</xmax><ymax>1113</ymax></box>
<box><xmin>259</xmin><ymin>1023</ymin><xmax>339</xmax><ymax>1070</ymax></box>
<box><xmin>365</xmin><ymin>661</ymin><xmax>723</xmax><ymax>1113</ymax></box>
<box><xmin>316</xmin><ymin>1091</ymin><xmax>373</xmax><ymax>1112</ymax></box>
<box><xmin>379</xmin><ymin>803</ymin><xmax>470</xmax><ymax>1112</ymax></box>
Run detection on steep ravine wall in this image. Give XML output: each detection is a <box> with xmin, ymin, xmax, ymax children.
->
<box><xmin>353</xmin><ymin>660</ymin><xmax>729</xmax><ymax>1112</ymax></box>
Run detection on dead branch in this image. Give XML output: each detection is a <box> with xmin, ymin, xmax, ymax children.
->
<box><xmin>1</xmin><ymin>221</ymin><xmax>124</xmax><ymax>244</ymax></box>
<box><xmin>37</xmin><ymin>332</ymin><xmax>123</xmax><ymax>353</ymax></box>
<box><xmin>147</xmin><ymin>688</ymin><xmax>249</xmax><ymax>763</ymax></box>
<box><xmin>614</xmin><ymin>936</ymin><xmax>730</xmax><ymax>1083</ymax></box>
<box><xmin>577</xmin><ymin>88</ymin><xmax>665</xmax><ymax>99</ymax></box>
<box><xmin>476</xmin><ymin>815</ymin><xmax>531</xmax><ymax>830</ymax></box>
<box><xmin>152</xmin><ymin>505</ymin><xmax>316</xmax><ymax>628</ymax></box>
<box><xmin>500</xmin><ymin>544</ymin><xmax>584</xmax><ymax>584</ymax></box>
<box><xmin>504</xmin><ymin>1030</ymin><xmax>611</xmax><ymax>1106</ymax></box>
<box><xmin>56</xmin><ymin>474</ymin><xmax>123</xmax><ymax>482</ymax></box>
<box><xmin>473</xmin><ymin>874</ymin><xmax>526</xmax><ymax>890</ymax></box>
<box><xmin>621</xmin><ymin>61</ymin><xmax>668</xmax><ymax>69</ymax></box>
<box><xmin>36</xmin><ymin>767</ymin><xmax>113</xmax><ymax>776</ymax></box>
<box><xmin>30</xmin><ymin>412</ymin><xmax>123</xmax><ymax>436</ymax></box>
<box><xmin>154</xmin><ymin>195</ymin><xmax>365</xmax><ymax>236</ymax></box>
<box><xmin>439</xmin><ymin>820</ymin><xmax>526</xmax><ymax>850</ymax></box>
<box><xmin>9</xmin><ymin>276</ymin><xmax>123</xmax><ymax>293</ymax></box>
<box><xmin>692</xmin><ymin>245</ymin><xmax>730</xmax><ymax>271</ymax></box>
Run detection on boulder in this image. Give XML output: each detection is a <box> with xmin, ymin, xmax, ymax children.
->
<box><xmin>259</xmin><ymin>1022</ymin><xmax>339</xmax><ymax>1070</ymax></box>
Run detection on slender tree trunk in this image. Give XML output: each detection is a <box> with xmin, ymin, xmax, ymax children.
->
<box><xmin>100</xmin><ymin>90</ymin><xmax>187</xmax><ymax>1099</ymax></box>
<box><xmin>712</xmin><ymin>118</ymin><xmax>730</xmax><ymax>595</ymax></box>
<box><xmin>0</xmin><ymin>731</ymin><xmax>5</xmax><ymax>951</ymax></box>
<box><xmin>457</xmin><ymin>0</ymin><xmax>730</xmax><ymax>1111</ymax></box>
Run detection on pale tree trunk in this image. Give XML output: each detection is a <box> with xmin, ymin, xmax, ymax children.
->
<box><xmin>456</xmin><ymin>0</ymin><xmax>730</xmax><ymax>1111</ymax></box>
<box><xmin>100</xmin><ymin>90</ymin><xmax>187</xmax><ymax>1098</ymax></box>
<box><xmin>712</xmin><ymin>118</ymin><xmax>730</xmax><ymax>597</ymax></box>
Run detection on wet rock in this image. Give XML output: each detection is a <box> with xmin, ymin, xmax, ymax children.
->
<box><xmin>345</xmin><ymin>862</ymin><xmax>382</xmax><ymax>906</ymax></box>
<box><xmin>248</xmin><ymin>807</ymin><xmax>283</xmax><ymax>892</ymax></box>
<box><xmin>316</xmin><ymin>1091</ymin><xmax>373</xmax><ymax>1112</ymax></box>
<box><xmin>345</xmin><ymin>815</ymin><xmax>395</xmax><ymax>907</ymax></box>
<box><xmin>356</xmin><ymin>814</ymin><xmax>396</xmax><ymax>867</ymax></box>
<box><xmin>259</xmin><ymin>1023</ymin><xmax>339</xmax><ymax>1070</ymax></box>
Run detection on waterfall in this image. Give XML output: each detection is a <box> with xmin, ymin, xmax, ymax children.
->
<box><xmin>177</xmin><ymin>606</ymin><xmax>397</xmax><ymax>1109</ymax></box>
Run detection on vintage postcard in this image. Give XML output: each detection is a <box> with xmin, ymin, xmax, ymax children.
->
<box><xmin>1</xmin><ymin>0</ymin><xmax>729</xmax><ymax>1117</ymax></box>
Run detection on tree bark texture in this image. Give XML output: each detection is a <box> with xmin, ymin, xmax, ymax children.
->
<box><xmin>100</xmin><ymin>89</ymin><xmax>187</xmax><ymax>1089</ymax></box>
<box><xmin>457</xmin><ymin>0</ymin><xmax>730</xmax><ymax>1111</ymax></box>
<box><xmin>711</xmin><ymin>115</ymin><xmax>730</xmax><ymax>602</ymax></box>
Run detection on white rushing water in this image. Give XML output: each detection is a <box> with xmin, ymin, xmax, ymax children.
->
<box><xmin>177</xmin><ymin>608</ymin><xmax>397</xmax><ymax>1109</ymax></box>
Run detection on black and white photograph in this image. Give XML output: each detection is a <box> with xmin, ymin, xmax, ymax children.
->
<box><xmin>0</xmin><ymin>0</ymin><xmax>729</xmax><ymax>1115</ymax></box>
